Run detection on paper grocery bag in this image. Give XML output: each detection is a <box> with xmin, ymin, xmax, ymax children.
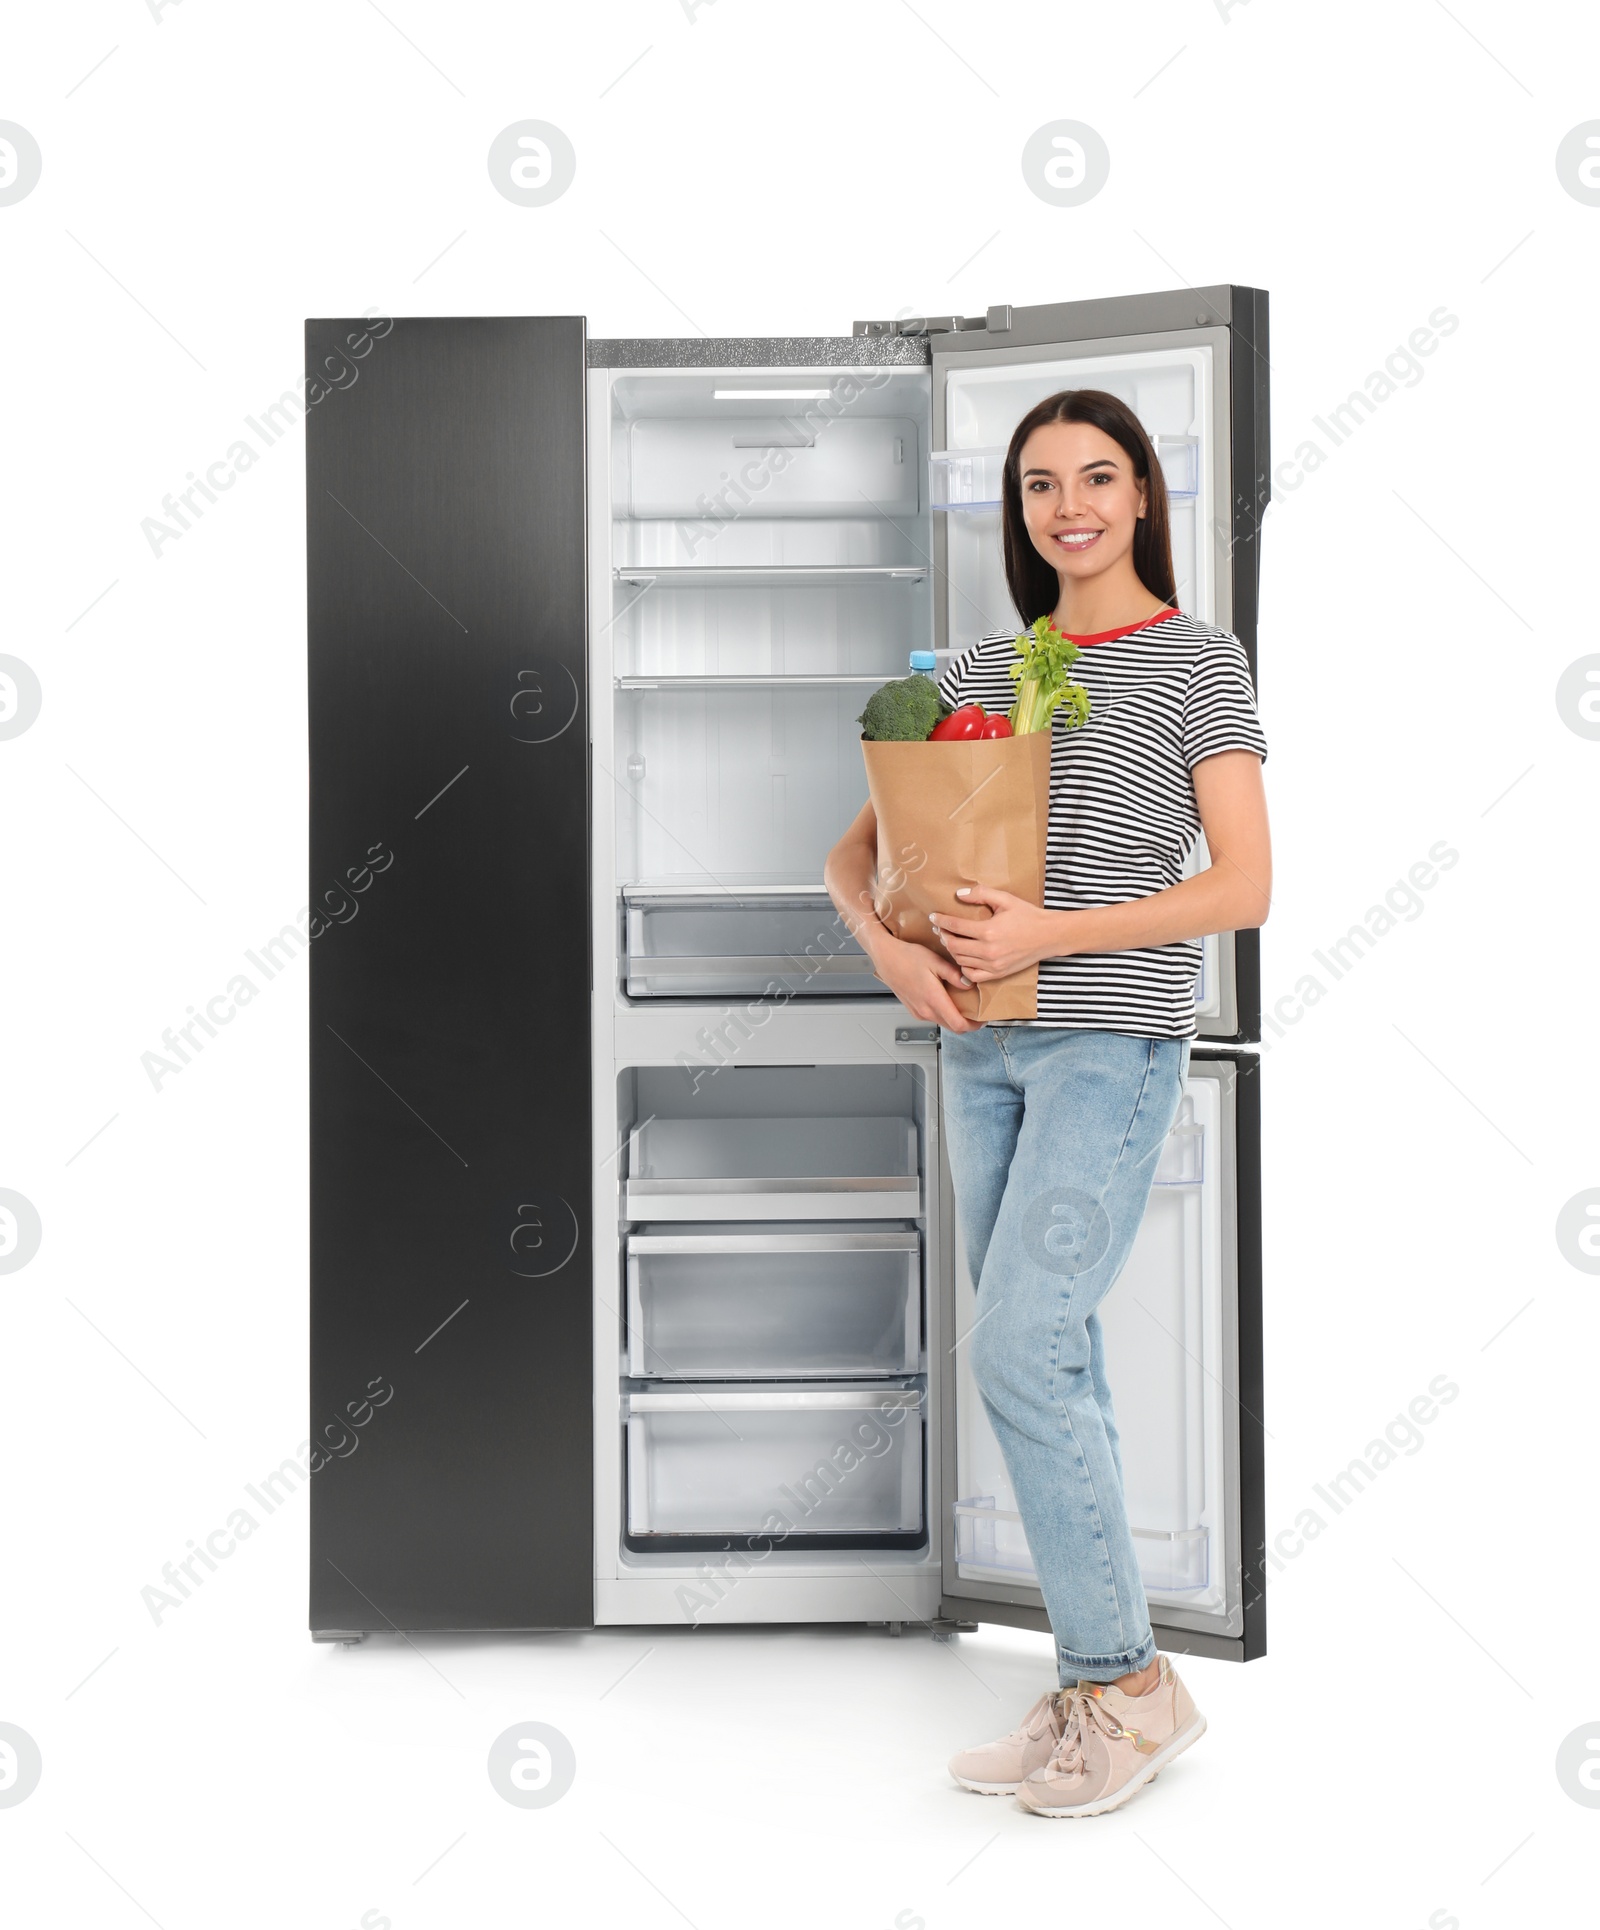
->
<box><xmin>861</xmin><ymin>730</ymin><xmax>1052</xmax><ymax>1024</ymax></box>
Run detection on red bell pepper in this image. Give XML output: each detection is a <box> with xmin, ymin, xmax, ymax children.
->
<box><xmin>978</xmin><ymin>714</ymin><xmax>1012</xmax><ymax>738</ymax></box>
<box><xmin>929</xmin><ymin>703</ymin><xmax>987</xmax><ymax>742</ymax></box>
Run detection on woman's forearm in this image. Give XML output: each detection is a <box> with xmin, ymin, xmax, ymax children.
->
<box><xmin>824</xmin><ymin>806</ymin><xmax>891</xmax><ymax>955</ymax></box>
<box><xmin>1046</xmin><ymin>860</ymin><xmax>1270</xmax><ymax>959</ymax></box>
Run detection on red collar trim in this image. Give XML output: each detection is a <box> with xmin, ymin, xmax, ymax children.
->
<box><xmin>1065</xmin><ymin>606</ymin><xmax>1183</xmax><ymax>647</ymax></box>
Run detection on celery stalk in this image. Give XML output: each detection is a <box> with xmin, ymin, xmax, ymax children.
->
<box><xmin>1007</xmin><ymin>616</ymin><xmax>1092</xmax><ymax>735</ymax></box>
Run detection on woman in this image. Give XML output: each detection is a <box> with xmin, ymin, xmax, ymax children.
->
<box><xmin>824</xmin><ymin>389</ymin><xmax>1270</xmax><ymax>1818</ymax></box>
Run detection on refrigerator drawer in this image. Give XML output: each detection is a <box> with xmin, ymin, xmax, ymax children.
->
<box><xmin>626</xmin><ymin>416</ymin><xmax>920</xmax><ymax>519</ymax></box>
<box><xmin>625</xmin><ymin>1385</ymin><xmax>925</xmax><ymax>1544</ymax></box>
<box><xmin>623</xmin><ymin>1114</ymin><xmax>922</xmax><ymax>1221</ymax></box>
<box><xmin>622</xmin><ymin>892</ymin><xmax>890</xmax><ymax>1001</ymax></box>
<box><xmin>626</xmin><ymin>1228</ymin><xmax>921</xmax><ymax>1379</ymax></box>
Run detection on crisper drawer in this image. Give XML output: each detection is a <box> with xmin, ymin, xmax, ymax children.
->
<box><xmin>622</xmin><ymin>892</ymin><xmax>890</xmax><ymax>1000</ymax></box>
<box><xmin>623</xmin><ymin>1114</ymin><xmax>921</xmax><ymax>1221</ymax></box>
<box><xmin>625</xmin><ymin>1384</ymin><xmax>925</xmax><ymax>1547</ymax></box>
<box><xmin>626</xmin><ymin>1227</ymin><xmax>921</xmax><ymax>1379</ymax></box>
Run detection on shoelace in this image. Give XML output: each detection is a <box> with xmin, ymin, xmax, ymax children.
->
<box><xmin>1046</xmin><ymin>1685</ymin><xmax>1155</xmax><ymax>1777</ymax></box>
<box><xmin>1015</xmin><ymin>1691</ymin><xmax>1065</xmax><ymax>1743</ymax></box>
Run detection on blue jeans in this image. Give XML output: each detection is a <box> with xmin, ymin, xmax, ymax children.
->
<box><xmin>940</xmin><ymin>1025</ymin><xmax>1190</xmax><ymax>1684</ymax></box>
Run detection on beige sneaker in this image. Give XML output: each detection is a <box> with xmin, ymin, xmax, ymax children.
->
<box><xmin>1015</xmin><ymin>1656</ymin><xmax>1205</xmax><ymax>1818</ymax></box>
<box><xmin>947</xmin><ymin>1690</ymin><xmax>1067</xmax><ymax>1795</ymax></box>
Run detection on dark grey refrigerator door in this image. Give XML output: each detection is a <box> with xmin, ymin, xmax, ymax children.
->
<box><xmin>306</xmin><ymin>316</ymin><xmax>593</xmax><ymax>1635</ymax></box>
<box><xmin>925</xmin><ymin>286</ymin><xmax>1269</xmax><ymax>1044</ymax></box>
<box><xmin>937</xmin><ymin>1049</ymin><xmax>1264</xmax><ymax>1663</ymax></box>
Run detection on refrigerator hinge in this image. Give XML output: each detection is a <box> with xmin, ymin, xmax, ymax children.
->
<box><xmin>895</xmin><ymin>1024</ymin><xmax>939</xmax><ymax>1044</ymax></box>
<box><xmin>852</xmin><ymin>313</ymin><xmax>989</xmax><ymax>339</ymax></box>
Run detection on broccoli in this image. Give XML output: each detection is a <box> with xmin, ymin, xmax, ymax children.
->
<box><xmin>858</xmin><ymin>675</ymin><xmax>948</xmax><ymax>742</ymax></box>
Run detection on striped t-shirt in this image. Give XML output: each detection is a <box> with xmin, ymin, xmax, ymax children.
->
<box><xmin>936</xmin><ymin>608</ymin><xmax>1267</xmax><ymax>1039</ymax></box>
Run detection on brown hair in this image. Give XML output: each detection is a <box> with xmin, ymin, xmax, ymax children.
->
<box><xmin>1000</xmin><ymin>389</ymin><xmax>1177</xmax><ymax>624</ymax></box>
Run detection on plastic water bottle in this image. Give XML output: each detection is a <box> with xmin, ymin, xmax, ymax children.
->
<box><xmin>909</xmin><ymin>649</ymin><xmax>937</xmax><ymax>681</ymax></box>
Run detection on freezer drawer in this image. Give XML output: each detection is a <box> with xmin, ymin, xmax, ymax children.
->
<box><xmin>622</xmin><ymin>891</ymin><xmax>889</xmax><ymax>1000</ymax></box>
<box><xmin>626</xmin><ymin>1227</ymin><xmax>921</xmax><ymax>1378</ymax></box>
<box><xmin>624</xmin><ymin>1384</ymin><xmax>925</xmax><ymax>1547</ymax></box>
<box><xmin>623</xmin><ymin>1113</ymin><xmax>921</xmax><ymax>1221</ymax></box>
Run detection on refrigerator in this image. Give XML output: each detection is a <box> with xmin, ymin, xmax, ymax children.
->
<box><xmin>305</xmin><ymin>287</ymin><xmax>1268</xmax><ymax>1664</ymax></box>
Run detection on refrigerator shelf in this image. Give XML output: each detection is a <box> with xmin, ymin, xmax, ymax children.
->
<box><xmin>627</xmin><ymin>1230</ymin><xmax>920</xmax><ymax>1252</ymax></box>
<box><xmin>623</xmin><ymin>1112</ymin><xmax>922</xmax><ymax>1222</ymax></box>
<box><xmin>614</xmin><ymin>565</ymin><xmax>928</xmax><ymax>588</ymax></box>
<box><xmin>616</xmin><ymin>674</ymin><xmax>889</xmax><ymax>689</ymax></box>
<box><xmin>628</xmin><ymin>1386</ymin><xmax>923</xmax><ymax>1414</ymax></box>
<box><xmin>624</xmin><ymin>952</ymin><xmax>878</xmax><ymax>975</ymax></box>
<box><xmin>622</xmin><ymin>880</ymin><xmax>826</xmax><ymax>898</ymax></box>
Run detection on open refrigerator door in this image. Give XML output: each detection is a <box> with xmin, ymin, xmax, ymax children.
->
<box><xmin>916</xmin><ymin>291</ymin><xmax>1269</xmax><ymax>1660</ymax></box>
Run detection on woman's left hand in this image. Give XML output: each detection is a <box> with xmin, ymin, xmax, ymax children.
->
<box><xmin>930</xmin><ymin>886</ymin><xmax>1067</xmax><ymax>982</ymax></box>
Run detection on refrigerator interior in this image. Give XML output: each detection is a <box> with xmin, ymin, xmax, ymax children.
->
<box><xmin>604</xmin><ymin>367</ymin><xmax>933</xmax><ymax>998</ymax></box>
<box><xmin>951</xmin><ymin>1065</ymin><xmax>1232</xmax><ymax>1619</ymax></box>
<box><xmin>935</xmin><ymin>345</ymin><xmax>1217</xmax><ymax>647</ymax></box>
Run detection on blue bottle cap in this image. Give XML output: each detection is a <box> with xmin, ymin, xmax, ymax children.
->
<box><xmin>908</xmin><ymin>650</ymin><xmax>937</xmax><ymax>670</ymax></box>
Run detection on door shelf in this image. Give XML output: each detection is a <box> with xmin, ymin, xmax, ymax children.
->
<box><xmin>625</xmin><ymin>1383</ymin><xmax>925</xmax><ymax>1545</ymax></box>
<box><xmin>1153</xmin><ymin>1105</ymin><xmax>1204</xmax><ymax>1186</ymax></box>
<box><xmin>954</xmin><ymin>1499</ymin><xmax>1210</xmax><ymax>1595</ymax></box>
<box><xmin>615</xmin><ymin>565</ymin><xmax>928</xmax><ymax>588</ymax></box>
<box><xmin>928</xmin><ymin>447</ymin><xmax>1005</xmax><ymax>511</ymax></box>
<box><xmin>624</xmin><ymin>1114</ymin><xmax>921</xmax><ymax>1222</ymax></box>
<box><xmin>627</xmin><ymin>1227</ymin><xmax>921</xmax><ymax>1379</ymax></box>
<box><xmin>928</xmin><ymin>435</ymin><xmax>1199</xmax><ymax>511</ymax></box>
<box><xmin>1156</xmin><ymin>435</ymin><xmax>1200</xmax><ymax>498</ymax></box>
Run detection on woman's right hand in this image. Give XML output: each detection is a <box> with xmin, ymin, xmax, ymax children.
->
<box><xmin>863</xmin><ymin>928</ymin><xmax>984</xmax><ymax>1034</ymax></box>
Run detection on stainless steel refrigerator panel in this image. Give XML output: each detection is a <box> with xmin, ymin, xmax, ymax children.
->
<box><xmin>306</xmin><ymin>315</ymin><xmax>593</xmax><ymax>1636</ymax></box>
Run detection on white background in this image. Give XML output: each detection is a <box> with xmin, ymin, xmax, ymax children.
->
<box><xmin>3</xmin><ymin>2</ymin><xmax>1597</xmax><ymax>1925</ymax></box>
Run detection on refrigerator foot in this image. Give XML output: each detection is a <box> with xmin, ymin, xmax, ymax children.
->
<box><xmin>930</xmin><ymin>1618</ymin><xmax>979</xmax><ymax>1642</ymax></box>
<box><xmin>312</xmin><ymin>1629</ymin><xmax>369</xmax><ymax>1646</ymax></box>
<box><xmin>886</xmin><ymin>1621</ymin><xmax>903</xmax><ymax>1637</ymax></box>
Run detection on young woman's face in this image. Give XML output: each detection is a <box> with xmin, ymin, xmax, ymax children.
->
<box><xmin>1018</xmin><ymin>420</ymin><xmax>1147</xmax><ymax>584</ymax></box>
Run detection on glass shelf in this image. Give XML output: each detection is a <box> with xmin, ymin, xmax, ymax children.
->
<box><xmin>613</xmin><ymin>564</ymin><xmax>928</xmax><ymax>588</ymax></box>
<box><xmin>622</xmin><ymin>880</ymin><xmax>827</xmax><ymax>898</ymax></box>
